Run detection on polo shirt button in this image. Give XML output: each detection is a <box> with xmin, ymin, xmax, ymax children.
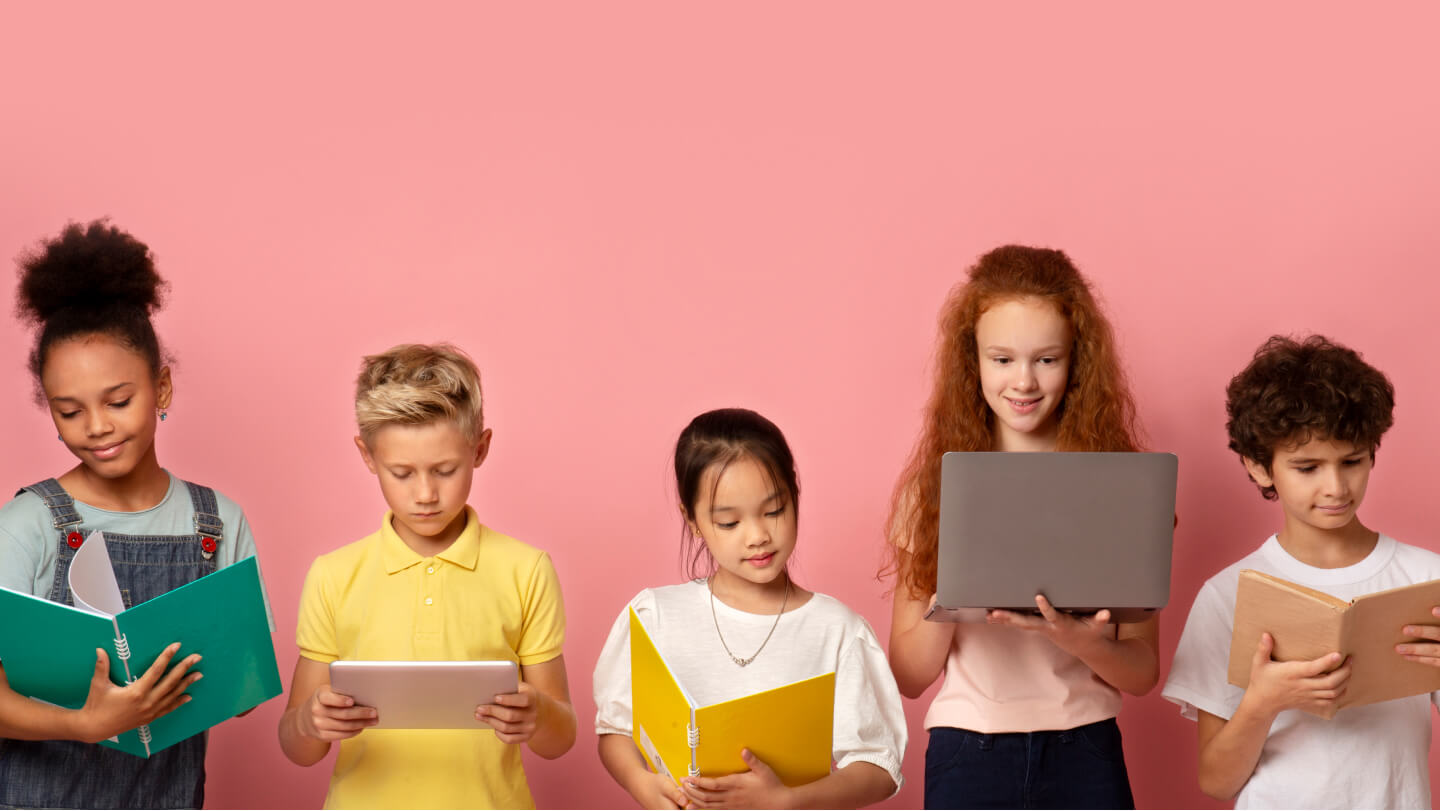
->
<box><xmin>424</xmin><ymin>597</ymin><xmax>434</xmax><ymax>605</ymax></box>
<box><xmin>426</xmin><ymin>566</ymin><xmax>435</xmax><ymax>574</ymax></box>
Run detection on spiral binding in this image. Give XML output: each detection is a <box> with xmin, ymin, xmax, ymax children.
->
<box><xmin>686</xmin><ymin>723</ymin><xmax>699</xmax><ymax>748</ymax></box>
<box><xmin>138</xmin><ymin>725</ymin><xmax>153</xmax><ymax>745</ymax></box>
<box><xmin>113</xmin><ymin>634</ymin><xmax>131</xmax><ymax>664</ymax></box>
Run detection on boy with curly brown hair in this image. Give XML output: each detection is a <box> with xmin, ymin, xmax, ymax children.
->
<box><xmin>1162</xmin><ymin>335</ymin><xmax>1438</xmax><ymax>809</ymax></box>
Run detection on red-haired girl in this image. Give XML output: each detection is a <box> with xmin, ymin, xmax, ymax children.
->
<box><xmin>883</xmin><ymin>245</ymin><xmax>1159</xmax><ymax>809</ymax></box>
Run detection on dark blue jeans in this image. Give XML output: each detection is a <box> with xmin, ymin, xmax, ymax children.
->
<box><xmin>924</xmin><ymin>719</ymin><xmax>1135</xmax><ymax>809</ymax></box>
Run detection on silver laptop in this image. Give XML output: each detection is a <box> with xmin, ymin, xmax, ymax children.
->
<box><xmin>926</xmin><ymin>452</ymin><xmax>1176</xmax><ymax>624</ymax></box>
<box><xmin>329</xmin><ymin>660</ymin><xmax>519</xmax><ymax>729</ymax></box>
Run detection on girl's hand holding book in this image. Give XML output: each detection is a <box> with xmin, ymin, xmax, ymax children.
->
<box><xmin>298</xmin><ymin>685</ymin><xmax>376</xmax><ymax>741</ymax></box>
<box><xmin>680</xmin><ymin>749</ymin><xmax>789</xmax><ymax>810</ymax></box>
<box><xmin>1395</xmin><ymin>605</ymin><xmax>1440</xmax><ymax>667</ymax></box>
<box><xmin>77</xmin><ymin>642</ymin><xmax>200</xmax><ymax>744</ymax></box>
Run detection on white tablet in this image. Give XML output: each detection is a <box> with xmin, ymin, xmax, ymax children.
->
<box><xmin>329</xmin><ymin>660</ymin><xmax>519</xmax><ymax>729</ymax></box>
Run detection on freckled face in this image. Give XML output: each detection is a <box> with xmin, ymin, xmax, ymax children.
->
<box><xmin>975</xmin><ymin>297</ymin><xmax>1071</xmax><ymax>452</ymax></box>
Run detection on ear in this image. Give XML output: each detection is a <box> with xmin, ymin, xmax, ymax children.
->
<box><xmin>678</xmin><ymin>503</ymin><xmax>702</xmax><ymax>539</ymax></box>
<box><xmin>155</xmin><ymin>366</ymin><xmax>174</xmax><ymax>410</ymax></box>
<box><xmin>472</xmin><ymin>428</ymin><xmax>493</xmax><ymax>468</ymax></box>
<box><xmin>354</xmin><ymin>435</ymin><xmax>379</xmax><ymax>474</ymax></box>
<box><xmin>1241</xmin><ymin>457</ymin><xmax>1274</xmax><ymax>490</ymax></box>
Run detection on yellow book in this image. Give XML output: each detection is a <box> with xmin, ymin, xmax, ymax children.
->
<box><xmin>628</xmin><ymin>607</ymin><xmax>834</xmax><ymax>786</ymax></box>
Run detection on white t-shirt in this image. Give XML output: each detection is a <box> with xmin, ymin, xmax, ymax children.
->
<box><xmin>593</xmin><ymin>581</ymin><xmax>907</xmax><ymax>791</ymax></box>
<box><xmin>1162</xmin><ymin>534</ymin><xmax>1439</xmax><ymax>809</ymax></box>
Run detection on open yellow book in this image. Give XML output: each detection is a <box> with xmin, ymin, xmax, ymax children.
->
<box><xmin>1227</xmin><ymin>570</ymin><xmax>1440</xmax><ymax>719</ymax></box>
<box><xmin>629</xmin><ymin>607</ymin><xmax>834</xmax><ymax>785</ymax></box>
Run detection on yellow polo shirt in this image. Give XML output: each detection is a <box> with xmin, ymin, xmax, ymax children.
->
<box><xmin>296</xmin><ymin>507</ymin><xmax>565</xmax><ymax>809</ymax></box>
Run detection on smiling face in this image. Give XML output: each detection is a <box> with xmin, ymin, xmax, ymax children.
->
<box><xmin>356</xmin><ymin>420</ymin><xmax>491</xmax><ymax>555</ymax></box>
<box><xmin>975</xmin><ymin>296</ymin><xmax>1072</xmax><ymax>452</ymax></box>
<box><xmin>1243</xmin><ymin>436</ymin><xmax>1373</xmax><ymax>541</ymax></box>
<box><xmin>43</xmin><ymin>336</ymin><xmax>171</xmax><ymax>479</ymax></box>
<box><xmin>688</xmin><ymin>455</ymin><xmax>798</xmax><ymax>597</ymax></box>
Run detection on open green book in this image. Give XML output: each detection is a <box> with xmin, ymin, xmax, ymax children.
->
<box><xmin>0</xmin><ymin>531</ymin><xmax>281</xmax><ymax>757</ymax></box>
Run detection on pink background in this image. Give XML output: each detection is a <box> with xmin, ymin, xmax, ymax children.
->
<box><xmin>0</xmin><ymin>3</ymin><xmax>1435</xmax><ymax>808</ymax></box>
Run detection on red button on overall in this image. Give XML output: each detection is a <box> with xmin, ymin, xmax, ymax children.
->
<box><xmin>201</xmin><ymin>536</ymin><xmax>217</xmax><ymax>554</ymax></box>
<box><xmin>66</xmin><ymin>531</ymin><xmax>84</xmax><ymax>549</ymax></box>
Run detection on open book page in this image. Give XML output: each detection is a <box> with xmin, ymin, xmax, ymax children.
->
<box><xmin>1344</xmin><ymin>579</ymin><xmax>1440</xmax><ymax>707</ymax></box>
<box><xmin>67</xmin><ymin>531</ymin><xmax>126</xmax><ymax>617</ymax></box>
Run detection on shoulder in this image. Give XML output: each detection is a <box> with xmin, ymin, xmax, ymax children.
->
<box><xmin>308</xmin><ymin>528</ymin><xmax>385</xmax><ymax>579</ymax></box>
<box><xmin>1196</xmin><ymin>540</ymin><xmax>1271</xmax><ymax>606</ymax></box>
<box><xmin>1382</xmin><ymin>535</ymin><xmax>1440</xmax><ymax>580</ymax></box>
<box><xmin>0</xmin><ymin>489</ymin><xmax>52</xmax><ymax>539</ymax></box>
<box><xmin>476</xmin><ymin>522</ymin><xmax>551</xmax><ymax>566</ymax></box>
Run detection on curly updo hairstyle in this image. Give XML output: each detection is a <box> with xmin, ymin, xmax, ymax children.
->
<box><xmin>16</xmin><ymin>221</ymin><xmax>168</xmax><ymax>402</ymax></box>
<box><xmin>1225</xmin><ymin>335</ymin><xmax>1395</xmax><ymax>500</ymax></box>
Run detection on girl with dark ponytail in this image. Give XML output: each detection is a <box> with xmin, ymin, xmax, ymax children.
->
<box><xmin>0</xmin><ymin>221</ymin><xmax>266</xmax><ymax>809</ymax></box>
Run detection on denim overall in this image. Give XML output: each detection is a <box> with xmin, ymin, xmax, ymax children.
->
<box><xmin>0</xmin><ymin>478</ymin><xmax>221</xmax><ymax>809</ymax></box>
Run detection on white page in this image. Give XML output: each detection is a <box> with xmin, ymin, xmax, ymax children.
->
<box><xmin>68</xmin><ymin>530</ymin><xmax>125</xmax><ymax>617</ymax></box>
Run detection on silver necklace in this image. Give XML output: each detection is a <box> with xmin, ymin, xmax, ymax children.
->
<box><xmin>708</xmin><ymin>573</ymin><xmax>790</xmax><ymax>668</ymax></box>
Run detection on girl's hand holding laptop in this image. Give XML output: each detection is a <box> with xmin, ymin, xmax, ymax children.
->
<box><xmin>985</xmin><ymin>594</ymin><xmax>1116</xmax><ymax>658</ymax></box>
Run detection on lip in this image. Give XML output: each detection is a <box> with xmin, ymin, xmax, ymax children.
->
<box><xmin>745</xmin><ymin>552</ymin><xmax>775</xmax><ymax>567</ymax></box>
<box><xmin>412</xmin><ymin>511</ymin><xmax>443</xmax><ymax>520</ymax></box>
<box><xmin>88</xmin><ymin>440</ymin><xmax>127</xmax><ymax>460</ymax></box>
<box><xmin>1004</xmin><ymin>396</ymin><xmax>1042</xmax><ymax>414</ymax></box>
<box><xmin>1315</xmin><ymin>502</ymin><xmax>1352</xmax><ymax>514</ymax></box>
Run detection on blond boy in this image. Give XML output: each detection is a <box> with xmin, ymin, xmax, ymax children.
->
<box><xmin>278</xmin><ymin>344</ymin><xmax>574</xmax><ymax>808</ymax></box>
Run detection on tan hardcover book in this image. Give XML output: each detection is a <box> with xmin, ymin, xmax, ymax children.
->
<box><xmin>1227</xmin><ymin>570</ymin><xmax>1439</xmax><ymax>719</ymax></box>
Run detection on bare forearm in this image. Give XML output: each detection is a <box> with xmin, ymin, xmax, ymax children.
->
<box><xmin>1197</xmin><ymin>700</ymin><xmax>1276</xmax><ymax>802</ymax></box>
<box><xmin>0</xmin><ymin>684</ymin><xmax>86</xmax><ymax>742</ymax></box>
<box><xmin>277</xmin><ymin>706</ymin><xmax>331</xmax><ymax>766</ymax></box>
<box><xmin>784</xmin><ymin>761</ymin><xmax>895</xmax><ymax>809</ymax></box>
<box><xmin>599</xmin><ymin>733</ymin><xmax>659</xmax><ymax>802</ymax></box>
<box><xmin>527</xmin><ymin>692</ymin><xmax>576</xmax><ymax>759</ymax></box>
<box><xmin>889</xmin><ymin>609</ymin><xmax>953</xmax><ymax>698</ymax></box>
<box><xmin>1072</xmin><ymin>636</ymin><xmax>1158</xmax><ymax>696</ymax></box>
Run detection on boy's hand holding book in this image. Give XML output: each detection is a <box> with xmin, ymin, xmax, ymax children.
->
<box><xmin>76</xmin><ymin>642</ymin><xmax>200</xmax><ymax>744</ymax></box>
<box><xmin>1242</xmin><ymin>633</ymin><xmax>1350</xmax><ymax>719</ymax></box>
<box><xmin>1395</xmin><ymin>606</ymin><xmax>1440</xmax><ymax>667</ymax></box>
<box><xmin>299</xmin><ymin>685</ymin><xmax>377</xmax><ymax>741</ymax></box>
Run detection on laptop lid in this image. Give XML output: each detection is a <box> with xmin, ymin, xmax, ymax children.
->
<box><xmin>930</xmin><ymin>451</ymin><xmax>1176</xmax><ymax>623</ymax></box>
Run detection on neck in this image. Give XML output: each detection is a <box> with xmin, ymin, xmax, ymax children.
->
<box><xmin>995</xmin><ymin>423</ymin><xmax>1059</xmax><ymax>453</ymax></box>
<box><xmin>392</xmin><ymin>510</ymin><xmax>468</xmax><ymax>558</ymax></box>
<box><xmin>709</xmin><ymin>568</ymin><xmax>791</xmax><ymax>614</ymax></box>
<box><xmin>1275</xmin><ymin>516</ymin><xmax>1378</xmax><ymax>569</ymax></box>
<box><xmin>59</xmin><ymin>448</ymin><xmax>170</xmax><ymax>512</ymax></box>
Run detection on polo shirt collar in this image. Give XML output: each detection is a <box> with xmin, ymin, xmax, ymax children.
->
<box><xmin>378</xmin><ymin>506</ymin><xmax>483</xmax><ymax>574</ymax></box>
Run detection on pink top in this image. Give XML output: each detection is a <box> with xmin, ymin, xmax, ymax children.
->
<box><xmin>924</xmin><ymin>618</ymin><xmax>1121</xmax><ymax>733</ymax></box>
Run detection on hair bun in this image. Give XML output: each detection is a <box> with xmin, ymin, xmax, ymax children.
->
<box><xmin>17</xmin><ymin>220</ymin><xmax>166</xmax><ymax>325</ymax></box>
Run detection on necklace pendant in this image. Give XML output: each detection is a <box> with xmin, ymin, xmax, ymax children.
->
<box><xmin>732</xmin><ymin>655</ymin><xmax>752</xmax><ymax>667</ymax></box>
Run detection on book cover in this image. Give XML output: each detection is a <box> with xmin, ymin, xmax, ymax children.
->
<box><xmin>628</xmin><ymin>607</ymin><xmax>833</xmax><ymax>786</ymax></box>
<box><xmin>0</xmin><ymin>532</ymin><xmax>281</xmax><ymax>756</ymax></box>
<box><xmin>1227</xmin><ymin>569</ymin><xmax>1439</xmax><ymax>718</ymax></box>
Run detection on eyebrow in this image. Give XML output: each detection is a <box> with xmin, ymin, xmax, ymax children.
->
<box><xmin>982</xmin><ymin>344</ymin><xmax>1067</xmax><ymax>354</ymax></box>
<box><xmin>49</xmin><ymin>383</ymin><xmax>136</xmax><ymax>403</ymax></box>
<box><xmin>710</xmin><ymin>491</ymin><xmax>784</xmax><ymax>513</ymax></box>
<box><xmin>1286</xmin><ymin>452</ymin><xmax>1366</xmax><ymax>463</ymax></box>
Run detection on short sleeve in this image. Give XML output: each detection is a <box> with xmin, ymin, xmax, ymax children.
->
<box><xmin>516</xmin><ymin>552</ymin><xmax>565</xmax><ymax>666</ymax></box>
<box><xmin>831</xmin><ymin>620</ymin><xmax>907</xmax><ymax>793</ymax></box>
<box><xmin>295</xmin><ymin>558</ymin><xmax>339</xmax><ymax>664</ymax></box>
<box><xmin>592</xmin><ymin>601</ymin><xmax>638</xmax><ymax>738</ymax></box>
<box><xmin>1162</xmin><ymin>579</ymin><xmax>1245</xmax><ymax>721</ymax></box>
<box><xmin>0</xmin><ymin>522</ymin><xmax>43</xmax><ymax>596</ymax></box>
<box><xmin>0</xmin><ymin>492</ymin><xmax>54</xmax><ymax>597</ymax></box>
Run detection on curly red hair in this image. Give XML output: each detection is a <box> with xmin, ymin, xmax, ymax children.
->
<box><xmin>883</xmin><ymin>245</ymin><xmax>1144</xmax><ymax>600</ymax></box>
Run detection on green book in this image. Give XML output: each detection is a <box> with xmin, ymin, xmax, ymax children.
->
<box><xmin>0</xmin><ymin>532</ymin><xmax>281</xmax><ymax>757</ymax></box>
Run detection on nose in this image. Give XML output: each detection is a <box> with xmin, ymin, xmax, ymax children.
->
<box><xmin>415</xmin><ymin>475</ymin><xmax>439</xmax><ymax>504</ymax></box>
<box><xmin>1013</xmin><ymin>362</ymin><xmax>1038</xmax><ymax>392</ymax></box>
<box><xmin>1322</xmin><ymin>465</ymin><xmax>1349</xmax><ymax>498</ymax></box>
<box><xmin>746</xmin><ymin>520</ymin><xmax>772</xmax><ymax>548</ymax></box>
<box><xmin>84</xmin><ymin>409</ymin><xmax>113</xmax><ymax>438</ymax></box>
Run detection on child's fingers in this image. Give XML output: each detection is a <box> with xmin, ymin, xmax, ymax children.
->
<box><xmin>151</xmin><ymin>655</ymin><xmax>202</xmax><ymax>699</ymax></box>
<box><xmin>490</xmin><ymin>690</ymin><xmax>534</xmax><ymax>708</ymax></box>
<box><xmin>1034</xmin><ymin>594</ymin><xmax>1061</xmax><ymax>622</ymax></box>
<box><xmin>1290</xmin><ymin>650</ymin><xmax>1344</xmax><ymax>677</ymax></box>
<box><xmin>477</xmin><ymin>704</ymin><xmax>525</xmax><ymax>724</ymax></box>
<box><xmin>317</xmin><ymin>688</ymin><xmax>359</xmax><ymax>709</ymax></box>
<box><xmin>325</xmin><ymin>704</ymin><xmax>378</xmax><ymax>722</ymax></box>
<box><xmin>135</xmin><ymin>643</ymin><xmax>184</xmax><ymax>689</ymax></box>
<box><xmin>1402</xmin><ymin>623</ymin><xmax>1440</xmax><ymax>641</ymax></box>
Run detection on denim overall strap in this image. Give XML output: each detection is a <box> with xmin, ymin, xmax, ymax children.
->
<box><xmin>0</xmin><ymin>479</ymin><xmax>220</xmax><ymax>809</ymax></box>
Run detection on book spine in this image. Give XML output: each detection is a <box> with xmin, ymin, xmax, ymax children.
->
<box><xmin>111</xmin><ymin>621</ymin><xmax>153</xmax><ymax>757</ymax></box>
<box><xmin>686</xmin><ymin>709</ymin><xmax>700</xmax><ymax>778</ymax></box>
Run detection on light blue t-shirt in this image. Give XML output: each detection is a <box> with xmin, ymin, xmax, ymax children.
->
<box><xmin>0</xmin><ymin>471</ymin><xmax>269</xmax><ymax>625</ymax></box>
